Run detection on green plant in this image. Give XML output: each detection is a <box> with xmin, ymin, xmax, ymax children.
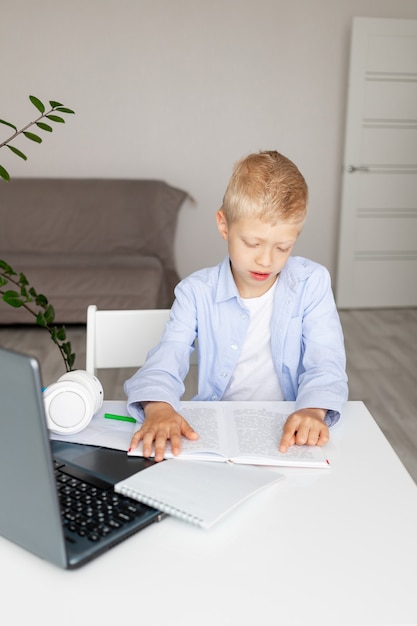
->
<box><xmin>0</xmin><ymin>96</ymin><xmax>75</xmax><ymax>372</ymax></box>
<box><xmin>0</xmin><ymin>95</ymin><xmax>74</xmax><ymax>182</ymax></box>
<box><xmin>0</xmin><ymin>261</ymin><xmax>75</xmax><ymax>371</ymax></box>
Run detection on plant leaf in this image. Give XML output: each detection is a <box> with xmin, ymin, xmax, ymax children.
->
<box><xmin>2</xmin><ymin>290</ymin><xmax>23</xmax><ymax>307</ymax></box>
<box><xmin>56</xmin><ymin>326</ymin><xmax>67</xmax><ymax>341</ymax></box>
<box><xmin>62</xmin><ymin>342</ymin><xmax>75</xmax><ymax>369</ymax></box>
<box><xmin>7</xmin><ymin>145</ymin><xmax>27</xmax><ymax>161</ymax></box>
<box><xmin>0</xmin><ymin>260</ymin><xmax>16</xmax><ymax>274</ymax></box>
<box><xmin>0</xmin><ymin>276</ymin><xmax>8</xmax><ymax>287</ymax></box>
<box><xmin>0</xmin><ymin>165</ymin><xmax>10</xmax><ymax>181</ymax></box>
<box><xmin>46</xmin><ymin>114</ymin><xmax>65</xmax><ymax>124</ymax></box>
<box><xmin>35</xmin><ymin>293</ymin><xmax>48</xmax><ymax>307</ymax></box>
<box><xmin>23</xmin><ymin>131</ymin><xmax>42</xmax><ymax>143</ymax></box>
<box><xmin>0</xmin><ymin>119</ymin><xmax>17</xmax><ymax>131</ymax></box>
<box><xmin>36</xmin><ymin>311</ymin><xmax>47</xmax><ymax>327</ymax></box>
<box><xmin>36</xmin><ymin>122</ymin><xmax>53</xmax><ymax>132</ymax></box>
<box><xmin>49</xmin><ymin>100</ymin><xmax>64</xmax><ymax>108</ymax></box>
<box><xmin>44</xmin><ymin>304</ymin><xmax>55</xmax><ymax>324</ymax></box>
<box><xmin>55</xmin><ymin>107</ymin><xmax>75</xmax><ymax>114</ymax></box>
<box><xmin>18</xmin><ymin>272</ymin><xmax>29</xmax><ymax>286</ymax></box>
<box><xmin>29</xmin><ymin>95</ymin><xmax>45</xmax><ymax>114</ymax></box>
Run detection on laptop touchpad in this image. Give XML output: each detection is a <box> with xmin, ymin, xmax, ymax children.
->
<box><xmin>52</xmin><ymin>441</ymin><xmax>155</xmax><ymax>484</ymax></box>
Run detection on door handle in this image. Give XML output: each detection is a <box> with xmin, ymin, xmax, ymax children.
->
<box><xmin>347</xmin><ymin>165</ymin><xmax>370</xmax><ymax>173</ymax></box>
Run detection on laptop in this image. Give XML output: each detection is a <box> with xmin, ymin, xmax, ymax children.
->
<box><xmin>0</xmin><ymin>347</ymin><xmax>164</xmax><ymax>569</ymax></box>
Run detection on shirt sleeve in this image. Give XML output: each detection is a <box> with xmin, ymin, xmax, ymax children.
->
<box><xmin>124</xmin><ymin>280</ymin><xmax>198</xmax><ymax>417</ymax></box>
<box><xmin>290</xmin><ymin>264</ymin><xmax>348</xmax><ymax>421</ymax></box>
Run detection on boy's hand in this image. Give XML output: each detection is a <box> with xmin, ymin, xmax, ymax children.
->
<box><xmin>279</xmin><ymin>408</ymin><xmax>329</xmax><ymax>453</ymax></box>
<box><xmin>129</xmin><ymin>401</ymin><xmax>199</xmax><ymax>462</ymax></box>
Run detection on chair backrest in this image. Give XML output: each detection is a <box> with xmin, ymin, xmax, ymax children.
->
<box><xmin>85</xmin><ymin>305</ymin><xmax>171</xmax><ymax>376</ymax></box>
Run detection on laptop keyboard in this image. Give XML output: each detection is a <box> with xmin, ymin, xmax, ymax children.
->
<box><xmin>54</xmin><ymin>460</ymin><xmax>152</xmax><ymax>543</ymax></box>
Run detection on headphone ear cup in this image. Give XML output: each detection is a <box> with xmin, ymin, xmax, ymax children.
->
<box><xmin>57</xmin><ymin>370</ymin><xmax>104</xmax><ymax>413</ymax></box>
<box><xmin>43</xmin><ymin>380</ymin><xmax>96</xmax><ymax>435</ymax></box>
<box><xmin>43</xmin><ymin>370</ymin><xmax>104</xmax><ymax>435</ymax></box>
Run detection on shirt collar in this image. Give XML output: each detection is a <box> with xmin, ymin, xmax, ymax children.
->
<box><xmin>215</xmin><ymin>255</ymin><xmax>313</xmax><ymax>303</ymax></box>
<box><xmin>215</xmin><ymin>256</ymin><xmax>240</xmax><ymax>302</ymax></box>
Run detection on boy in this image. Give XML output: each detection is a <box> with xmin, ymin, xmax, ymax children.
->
<box><xmin>125</xmin><ymin>150</ymin><xmax>348</xmax><ymax>461</ymax></box>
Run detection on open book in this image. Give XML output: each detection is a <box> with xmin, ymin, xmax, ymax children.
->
<box><xmin>128</xmin><ymin>401</ymin><xmax>330</xmax><ymax>469</ymax></box>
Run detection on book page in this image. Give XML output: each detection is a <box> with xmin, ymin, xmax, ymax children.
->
<box><xmin>129</xmin><ymin>404</ymin><xmax>229</xmax><ymax>460</ymax></box>
<box><xmin>175</xmin><ymin>405</ymin><xmax>225</xmax><ymax>457</ymax></box>
<box><xmin>227</xmin><ymin>404</ymin><xmax>328</xmax><ymax>466</ymax></box>
<box><xmin>228</xmin><ymin>405</ymin><xmax>288</xmax><ymax>456</ymax></box>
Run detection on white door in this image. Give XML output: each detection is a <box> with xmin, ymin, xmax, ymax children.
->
<box><xmin>336</xmin><ymin>17</ymin><xmax>417</xmax><ymax>308</ymax></box>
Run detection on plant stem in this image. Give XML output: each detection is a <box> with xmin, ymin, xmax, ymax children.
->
<box><xmin>0</xmin><ymin>107</ymin><xmax>55</xmax><ymax>149</ymax></box>
<box><xmin>0</xmin><ymin>269</ymin><xmax>73</xmax><ymax>373</ymax></box>
<box><xmin>0</xmin><ymin>288</ymin><xmax>71</xmax><ymax>373</ymax></box>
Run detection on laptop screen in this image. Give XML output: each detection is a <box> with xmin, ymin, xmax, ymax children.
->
<box><xmin>0</xmin><ymin>348</ymin><xmax>68</xmax><ymax>567</ymax></box>
<box><xmin>0</xmin><ymin>348</ymin><xmax>162</xmax><ymax>569</ymax></box>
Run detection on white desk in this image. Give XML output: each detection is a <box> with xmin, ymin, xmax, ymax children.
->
<box><xmin>1</xmin><ymin>401</ymin><xmax>417</xmax><ymax>626</ymax></box>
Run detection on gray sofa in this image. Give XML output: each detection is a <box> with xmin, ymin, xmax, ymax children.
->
<box><xmin>0</xmin><ymin>178</ymin><xmax>188</xmax><ymax>324</ymax></box>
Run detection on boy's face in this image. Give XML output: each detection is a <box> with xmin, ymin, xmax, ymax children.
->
<box><xmin>216</xmin><ymin>210</ymin><xmax>302</xmax><ymax>298</ymax></box>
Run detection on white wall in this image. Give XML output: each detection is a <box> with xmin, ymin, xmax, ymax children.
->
<box><xmin>2</xmin><ymin>0</ymin><xmax>417</xmax><ymax>284</ymax></box>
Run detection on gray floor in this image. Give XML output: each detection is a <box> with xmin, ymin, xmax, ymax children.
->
<box><xmin>338</xmin><ymin>307</ymin><xmax>417</xmax><ymax>484</ymax></box>
<box><xmin>1</xmin><ymin>307</ymin><xmax>416</xmax><ymax>483</ymax></box>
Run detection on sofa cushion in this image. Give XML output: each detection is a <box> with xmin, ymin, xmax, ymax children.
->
<box><xmin>0</xmin><ymin>256</ymin><xmax>164</xmax><ymax>324</ymax></box>
<box><xmin>0</xmin><ymin>178</ymin><xmax>188</xmax><ymax>323</ymax></box>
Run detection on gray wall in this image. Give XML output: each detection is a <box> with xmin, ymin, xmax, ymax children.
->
<box><xmin>2</xmin><ymin>0</ymin><xmax>417</xmax><ymax>284</ymax></box>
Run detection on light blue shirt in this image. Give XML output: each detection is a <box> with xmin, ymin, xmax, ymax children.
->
<box><xmin>125</xmin><ymin>256</ymin><xmax>348</xmax><ymax>426</ymax></box>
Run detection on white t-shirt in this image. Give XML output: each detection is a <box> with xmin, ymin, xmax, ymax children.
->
<box><xmin>222</xmin><ymin>281</ymin><xmax>284</xmax><ymax>401</ymax></box>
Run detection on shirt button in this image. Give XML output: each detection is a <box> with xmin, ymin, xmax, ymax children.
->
<box><xmin>211</xmin><ymin>394</ymin><xmax>217</xmax><ymax>400</ymax></box>
<box><xmin>231</xmin><ymin>343</ymin><xmax>238</xmax><ymax>350</ymax></box>
<box><xmin>221</xmin><ymin>371</ymin><xmax>227</xmax><ymax>377</ymax></box>
<box><xmin>241</xmin><ymin>313</ymin><xmax>248</xmax><ymax>320</ymax></box>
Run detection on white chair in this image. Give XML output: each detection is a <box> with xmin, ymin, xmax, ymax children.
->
<box><xmin>86</xmin><ymin>305</ymin><xmax>172</xmax><ymax>376</ymax></box>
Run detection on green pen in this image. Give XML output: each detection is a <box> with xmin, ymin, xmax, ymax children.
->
<box><xmin>104</xmin><ymin>413</ymin><xmax>137</xmax><ymax>424</ymax></box>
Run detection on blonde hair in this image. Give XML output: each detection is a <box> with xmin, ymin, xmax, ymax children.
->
<box><xmin>221</xmin><ymin>150</ymin><xmax>308</xmax><ymax>225</ymax></box>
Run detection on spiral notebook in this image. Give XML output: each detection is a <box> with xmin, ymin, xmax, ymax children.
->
<box><xmin>115</xmin><ymin>459</ymin><xmax>284</xmax><ymax>529</ymax></box>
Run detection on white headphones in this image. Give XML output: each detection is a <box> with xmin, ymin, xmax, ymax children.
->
<box><xmin>43</xmin><ymin>370</ymin><xmax>104</xmax><ymax>435</ymax></box>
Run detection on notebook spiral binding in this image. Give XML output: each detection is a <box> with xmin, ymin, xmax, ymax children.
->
<box><xmin>116</xmin><ymin>486</ymin><xmax>204</xmax><ymax>528</ymax></box>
